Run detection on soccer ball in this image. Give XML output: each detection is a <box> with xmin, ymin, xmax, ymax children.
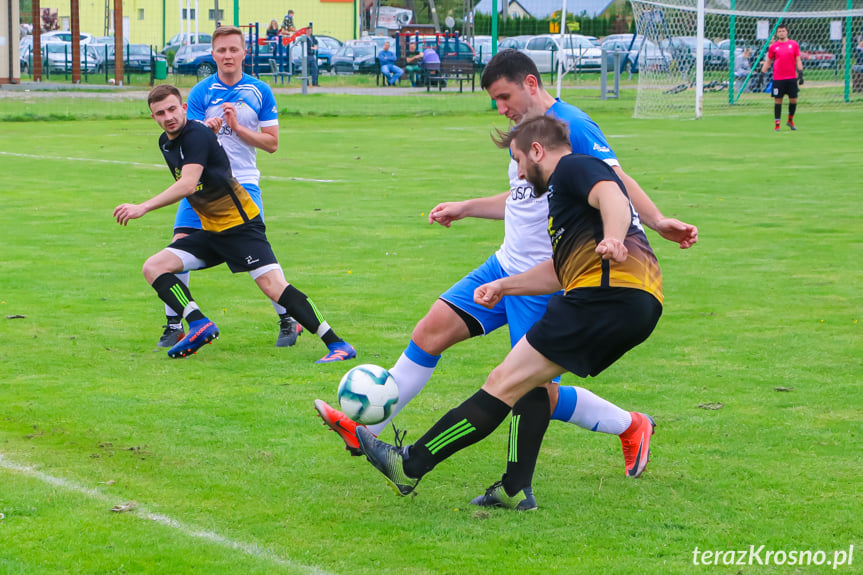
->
<box><xmin>337</xmin><ymin>364</ymin><xmax>399</xmax><ymax>425</ymax></box>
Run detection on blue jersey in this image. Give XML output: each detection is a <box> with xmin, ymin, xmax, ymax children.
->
<box><xmin>498</xmin><ymin>99</ymin><xmax>618</xmax><ymax>275</ymax></box>
<box><xmin>186</xmin><ymin>73</ymin><xmax>279</xmax><ymax>187</ymax></box>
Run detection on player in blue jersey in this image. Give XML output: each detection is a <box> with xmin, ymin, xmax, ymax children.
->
<box><xmin>316</xmin><ymin>50</ymin><xmax>697</xmax><ymax>507</ymax></box>
<box><xmin>157</xmin><ymin>25</ymin><xmax>303</xmax><ymax>350</ymax></box>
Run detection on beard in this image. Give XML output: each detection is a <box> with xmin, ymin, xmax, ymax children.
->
<box><xmin>525</xmin><ymin>162</ymin><xmax>547</xmax><ymax>197</ymax></box>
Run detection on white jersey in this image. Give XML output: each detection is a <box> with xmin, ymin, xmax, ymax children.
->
<box><xmin>495</xmin><ymin>99</ymin><xmax>620</xmax><ymax>275</ymax></box>
<box><xmin>186</xmin><ymin>74</ymin><xmax>279</xmax><ymax>186</ymax></box>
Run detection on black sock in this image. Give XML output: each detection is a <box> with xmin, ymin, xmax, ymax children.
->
<box><xmin>788</xmin><ymin>103</ymin><xmax>796</xmax><ymax>120</ymax></box>
<box><xmin>774</xmin><ymin>103</ymin><xmax>782</xmax><ymax>121</ymax></box>
<box><xmin>501</xmin><ymin>387</ymin><xmax>550</xmax><ymax>496</ymax></box>
<box><xmin>152</xmin><ymin>273</ymin><xmax>204</xmax><ymax>323</ymax></box>
<box><xmin>276</xmin><ymin>285</ymin><xmax>339</xmax><ymax>345</ymax></box>
<box><xmin>403</xmin><ymin>389</ymin><xmax>511</xmax><ymax>479</ymax></box>
<box><xmin>166</xmin><ymin>314</ymin><xmax>182</xmax><ymax>328</ymax></box>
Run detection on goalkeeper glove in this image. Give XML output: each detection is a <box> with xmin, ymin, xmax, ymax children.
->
<box><xmin>797</xmin><ymin>69</ymin><xmax>804</xmax><ymax>85</ymax></box>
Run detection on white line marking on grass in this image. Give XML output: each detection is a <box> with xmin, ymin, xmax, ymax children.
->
<box><xmin>0</xmin><ymin>454</ymin><xmax>332</xmax><ymax>575</ymax></box>
<box><xmin>0</xmin><ymin>151</ymin><xmax>340</xmax><ymax>183</ymax></box>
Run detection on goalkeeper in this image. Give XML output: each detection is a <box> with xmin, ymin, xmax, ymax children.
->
<box><xmin>762</xmin><ymin>24</ymin><xmax>804</xmax><ymax>131</ymax></box>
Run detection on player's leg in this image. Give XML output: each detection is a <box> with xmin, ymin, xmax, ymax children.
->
<box><xmin>242</xmin><ymin>183</ymin><xmax>301</xmax><ymax>348</ymax></box>
<box><xmin>774</xmin><ymin>95</ymin><xmax>783</xmax><ymax>131</ymax></box>
<box><xmin>315</xmin><ymin>256</ymin><xmax>508</xmax><ymax>454</ymax></box>
<box><xmin>158</xmin><ymin>199</ymin><xmax>200</xmax><ymax>347</ymax></box>
<box><xmin>144</xmin><ymin>239</ymin><xmax>221</xmax><ymax>359</ymax></box>
<box><xmin>252</xmin><ymin>266</ymin><xmax>356</xmax><ymax>363</ymax></box>
<box><xmin>786</xmin><ymin>81</ymin><xmax>799</xmax><ymax>130</ymax></box>
<box><xmin>356</xmin><ymin>336</ymin><xmax>563</xmax><ymax>496</ymax></box>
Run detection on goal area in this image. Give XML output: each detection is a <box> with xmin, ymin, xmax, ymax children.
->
<box><xmin>629</xmin><ymin>0</ymin><xmax>863</xmax><ymax>118</ymax></box>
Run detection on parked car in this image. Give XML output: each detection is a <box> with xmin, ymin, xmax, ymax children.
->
<box><xmin>331</xmin><ymin>40</ymin><xmax>379</xmax><ymax>74</ymax></box>
<box><xmin>171</xmin><ymin>42</ymin><xmax>214</xmax><ymax>75</ymax></box>
<box><xmin>660</xmin><ymin>36</ymin><xmax>727</xmax><ymax>71</ymax></box>
<box><xmin>161</xmin><ymin>32</ymin><xmax>213</xmax><ymax>65</ymax></box>
<box><xmin>417</xmin><ymin>35</ymin><xmax>476</xmax><ymax>61</ymax></box>
<box><xmin>521</xmin><ymin>34</ymin><xmax>602</xmax><ymax>73</ymax></box>
<box><xmin>315</xmin><ymin>35</ymin><xmax>343</xmax><ymax>71</ymax></box>
<box><xmin>469</xmin><ymin>35</ymin><xmax>494</xmax><ymax>66</ymax></box>
<box><xmin>498</xmin><ymin>35</ymin><xmax>531</xmax><ymax>51</ymax></box>
<box><xmin>90</xmin><ymin>41</ymin><xmax>155</xmax><ymax>73</ymax></box>
<box><xmin>799</xmin><ymin>42</ymin><xmax>836</xmax><ymax>69</ymax></box>
<box><xmin>41</xmin><ymin>30</ymin><xmax>95</xmax><ymax>44</ymax></box>
<box><xmin>602</xmin><ymin>35</ymin><xmax>669</xmax><ymax>73</ymax></box>
<box><xmin>39</xmin><ymin>42</ymin><xmax>103</xmax><ymax>74</ymax></box>
<box><xmin>716</xmin><ymin>38</ymin><xmax>747</xmax><ymax>62</ymax></box>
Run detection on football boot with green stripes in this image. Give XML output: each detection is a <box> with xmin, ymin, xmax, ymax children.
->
<box><xmin>470</xmin><ymin>480</ymin><xmax>538</xmax><ymax>511</ymax></box>
<box><xmin>356</xmin><ymin>427</ymin><xmax>419</xmax><ymax>496</ymax></box>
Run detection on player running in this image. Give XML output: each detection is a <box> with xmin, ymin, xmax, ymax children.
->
<box><xmin>157</xmin><ymin>25</ymin><xmax>302</xmax><ymax>350</ymax></box>
<box><xmin>315</xmin><ymin>50</ymin><xmax>696</xmax><ymax>507</ymax></box>
<box><xmin>115</xmin><ymin>85</ymin><xmax>356</xmax><ymax>364</ymax></box>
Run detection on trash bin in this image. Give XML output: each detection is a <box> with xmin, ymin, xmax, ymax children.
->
<box><xmin>154</xmin><ymin>57</ymin><xmax>168</xmax><ymax>80</ymax></box>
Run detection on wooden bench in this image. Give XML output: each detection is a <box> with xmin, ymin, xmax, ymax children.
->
<box><xmin>425</xmin><ymin>58</ymin><xmax>476</xmax><ymax>93</ymax></box>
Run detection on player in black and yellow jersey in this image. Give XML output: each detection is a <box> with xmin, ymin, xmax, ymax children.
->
<box><xmin>113</xmin><ymin>84</ymin><xmax>356</xmax><ymax>364</ymax></box>
<box><xmin>356</xmin><ymin>115</ymin><xmax>664</xmax><ymax>506</ymax></box>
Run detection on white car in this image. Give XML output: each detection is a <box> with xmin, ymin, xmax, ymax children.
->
<box><xmin>41</xmin><ymin>30</ymin><xmax>95</xmax><ymax>44</ymax></box>
<box><xmin>521</xmin><ymin>34</ymin><xmax>602</xmax><ymax>73</ymax></box>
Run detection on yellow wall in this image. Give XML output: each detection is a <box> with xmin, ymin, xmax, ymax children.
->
<box><xmin>69</xmin><ymin>0</ymin><xmax>357</xmax><ymax>49</ymax></box>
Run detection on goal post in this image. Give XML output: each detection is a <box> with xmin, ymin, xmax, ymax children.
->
<box><xmin>630</xmin><ymin>0</ymin><xmax>863</xmax><ymax>118</ymax></box>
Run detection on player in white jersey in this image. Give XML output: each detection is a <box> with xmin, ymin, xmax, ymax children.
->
<box><xmin>157</xmin><ymin>26</ymin><xmax>303</xmax><ymax>351</ymax></box>
<box><xmin>316</xmin><ymin>51</ymin><xmax>697</xmax><ymax>500</ymax></box>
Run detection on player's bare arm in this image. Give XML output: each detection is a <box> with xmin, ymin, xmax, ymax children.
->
<box><xmin>761</xmin><ymin>55</ymin><xmax>773</xmax><ymax>74</ymax></box>
<box><xmin>429</xmin><ymin>192</ymin><xmax>508</xmax><ymax>226</ymax></box>
<box><xmin>612</xmin><ymin>165</ymin><xmax>698</xmax><ymax>249</ymax></box>
<box><xmin>589</xmin><ymin>181</ymin><xmax>631</xmax><ymax>262</ymax></box>
<box><xmin>474</xmin><ymin>259</ymin><xmax>560</xmax><ymax>308</ymax></box>
<box><xmin>113</xmin><ymin>163</ymin><xmax>204</xmax><ymax>226</ymax></box>
<box><xmin>222</xmin><ymin>103</ymin><xmax>279</xmax><ymax>153</ymax></box>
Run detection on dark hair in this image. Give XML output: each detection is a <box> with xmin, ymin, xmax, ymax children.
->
<box><xmin>492</xmin><ymin>115</ymin><xmax>570</xmax><ymax>155</ymax></box>
<box><xmin>777</xmin><ymin>23</ymin><xmax>788</xmax><ymax>31</ymax></box>
<box><xmin>148</xmin><ymin>84</ymin><xmax>182</xmax><ymax>107</ymax></box>
<box><xmin>212</xmin><ymin>25</ymin><xmax>244</xmax><ymax>44</ymax></box>
<box><xmin>481</xmin><ymin>49</ymin><xmax>542</xmax><ymax>90</ymax></box>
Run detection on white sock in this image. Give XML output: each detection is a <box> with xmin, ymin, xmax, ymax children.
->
<box><xmin>552</xmin><ymin>386</ymin><xmax>632</xmax><ymax>435</ymax></box>
<box><xmin>367</xmin><ymin>340</ymin><xmax>441</xmax><ymax>435</ymax></box>
<box><xmin>165</xmin><ymin>272</ymin><xmax>190</xmax><ymax>322</ymax></box>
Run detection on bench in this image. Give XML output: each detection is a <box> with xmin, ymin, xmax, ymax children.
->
<box><xmin>257</xmin><ymin>59</ymin><xmax>291</xmax><ymax>84</ymax></box>
<box><xmin>425</xmin><ymin>58</ymin><xmax>476</xmax><ymax>93</ymax></box>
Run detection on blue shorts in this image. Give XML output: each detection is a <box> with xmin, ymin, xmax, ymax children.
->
<box><xmin>173</xmin><ymin>183</ymin><xmax>264</xmax><ymax>233</ymax></box>
<box><xmin>440</xmin><ymin>254</ymin><xmax>557</xmax><ymax>348</ymax></box>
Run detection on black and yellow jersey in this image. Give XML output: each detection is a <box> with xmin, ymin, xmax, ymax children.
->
<box><xmin>158</xmin><ymin>120</ymin><xmax>260</xmax><ymax>232</ymax></box>
<box><xmin>546</xmin><ymin>154</ymin><xmax>663</xmax><ymax>304</ymax></box>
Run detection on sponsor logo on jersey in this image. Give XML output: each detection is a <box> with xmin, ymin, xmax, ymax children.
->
<box><xmin>592</xmin><ymin>142</ymin><xmax>611</xmax><ymax>153</ymax></box>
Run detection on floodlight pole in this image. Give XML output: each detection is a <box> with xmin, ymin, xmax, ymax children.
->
<box><xmin>695</xmin><ymin>0</ymin><xmax>704</xmax><ymax>119</ymax></box>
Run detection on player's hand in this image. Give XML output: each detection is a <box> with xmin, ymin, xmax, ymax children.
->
<box><xmin>595</xmin><ymin>238</ymin><xmax>628</xmax><ymax>262</ymax></box>
<box><xmin>204</xmin><ymin>116</ymin><xmax>223</xmax><ymax>133</ymax></box>
<box><xmin>797</xmin><ymin>69</ymin><xmax>804</xmax><ymax>85</ymax></box>
<box><xmin>652</xmin><ymin>217</ymin><xmax>698</xmax><ymax>249</ymax></box>
<box><xmin>113</xmin><ymin>203</ymin><xmax>147</xmax><ymax>226</ymax></box>
<box><xmin>474</xmin><ymin>280</ymin><xmax>504</xmax><ymax>309</ymax></box>
<box><xmin>221</xmin><ymin>103</ymin><xmax>238</xmax><ymax>131</ymax></box>
<box><xmin>429</xmin><ymin>201</ymin><xmax>468</xmax><ymax>227</ymax></box>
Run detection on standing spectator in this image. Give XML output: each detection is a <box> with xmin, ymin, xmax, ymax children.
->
<box><xmin>378</xmin><ymin>40</ymin><xmax>404</xmax><ymax>85</ymax></box>
<box><xmin>266</xmin><ymin>19</ymin><xmax>280</xmax><ymax>43</ymax></box>
<box><xmin>761</xmin><ymin>24</ymin><xmax>803</xmax><ymax>131</ymax></box>
<box><xmin>735</xmin><ymin>47</ymin><xmax>752</xmax><ymax>78</ymax></box>
<box><xmin>305</xmin><ymin>24</ymin><xmax>319</xmax><ymax>86</ymax></box>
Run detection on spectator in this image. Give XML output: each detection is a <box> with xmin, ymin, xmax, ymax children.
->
<box><xmin>405</xmin><ymin>42</ymin><xmax>423</xmax><ymax>86</ymax></box>
<box><xmin>379</xmin><ymin>40</ymin><xmax>404</xmax><ymax>85</ymax></box>
<box><xmin>735</xmin><ymin>47</ymin><xmax>752</xmax><ymax>78</ymax></box>
<box><xmin>283</xmin><ymin>10</ymin><xmax>295</xmax><ymax>33</ymax></box>
<box><xmin>266</xmin><ymin>19</ymin><xmax>280</xmax><ymax>43</ymax></box>
<box><xmin>421</xmin><ymin>44</ymin><xmax>441</xmax><ymax>74</ymax></box>
<box><xmin>305</xmin><ymin>23</ymin><xmax>319</xmax><ymax>86</ymax></box>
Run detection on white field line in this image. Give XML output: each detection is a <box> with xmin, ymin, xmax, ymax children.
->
<box><xmin>0</xmin><ymin>453</ymin><xmax>332</xmax><ymax>575</ymax></box>
<box><xmin>0</xmin><ymin>151</ymin><xmax>340</xmax><ymax>183</ymax></box>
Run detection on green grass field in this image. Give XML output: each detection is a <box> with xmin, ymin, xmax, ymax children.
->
<box><xmin>1</xmin><ymin>92</ymin><xmax>861</xmax><ymax>574</ymax></box>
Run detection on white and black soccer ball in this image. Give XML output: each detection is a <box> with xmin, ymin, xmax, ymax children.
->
<box><xmin>337</xmin><ymin>364</ymin><xmax>399</xmax><ymax>425</ymax></box>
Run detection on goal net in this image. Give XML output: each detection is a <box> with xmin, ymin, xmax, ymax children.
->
<box><xmin>629</xmin><ymin>0</ymin><xmax>863</xmax><ymax>118</ymax></box>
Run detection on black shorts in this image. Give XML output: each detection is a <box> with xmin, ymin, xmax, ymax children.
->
<box><xmin>525</xmin><ymin>287</ymin><xmax>662</xmax><ymax>378</ymax></box>
<box><xmin>168</xmin><ymin>218</ymin><xmax>279</xmax><ymax>274</ymax></box>
<box><xmin>772</xmin><ymin>78</ymin><xmax>798</xmax><ymax>99</ymax></box>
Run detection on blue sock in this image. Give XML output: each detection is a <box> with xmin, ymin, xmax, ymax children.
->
<box><xmin>551</xmin><ymin>386</ymin><xmax>578</xmax><ymax>422</ymax></box>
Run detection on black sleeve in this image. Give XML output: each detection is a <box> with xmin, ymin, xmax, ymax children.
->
<box><xmin>557</xmin><ymin>155</ymin><xmax>624</xmax><ymax>204</ymax></box>
<box><xmin>179</xmin><ymin>123</ymin><xmax>211</xmax><ymax>168</ymax></box>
